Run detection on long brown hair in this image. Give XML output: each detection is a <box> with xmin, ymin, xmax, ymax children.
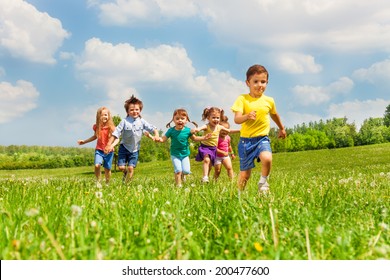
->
<box><xmin>166</xmin><ymin>108</ymin><xmax>198</xmax><ymax>128</ymax></box>
<box><xmin>95</xmin><ymin>106</ymin><xmax>115</xmax><ymax>139</ymax></box>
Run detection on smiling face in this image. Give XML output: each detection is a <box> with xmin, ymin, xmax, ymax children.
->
<box><xmin>173</xmin><ymin>113</ymin><xmax>188</xmax><ymax>129</ymax></box>
<box><xmin>246</xmin><ymin>72</ymin><xmax>268</xmax><ymax>98</ymax></box>
<box><xmin>127</xmin><ymin>104</ymin><xmax>141</xmax><ymax>119</ymax></box>
<box><xmin>208</xmin><ymin>110</ymin><xmax>221</xmax><ymax>127</ymax></box>
<box><xmin>100</xmin><ymin>109</ymin><xmax>109</xmax><ymax>124</ymax></box>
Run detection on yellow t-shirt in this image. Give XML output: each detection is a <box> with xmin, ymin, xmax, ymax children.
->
<box><xmin>201</xmin><ymin>124</ymin><xmax>223</xmax><ymax>147</ymax></box>
<box><xmin>231</xmin><ymin>94</ymin><xmax>276</xmax><ymax>138</ymax></box>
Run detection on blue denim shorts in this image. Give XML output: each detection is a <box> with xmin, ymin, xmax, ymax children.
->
<box><xmin>117</xmin><ymin>144</ymin><xmax>139</xmax><ymax>167</ymax></box>
<box><xmin>238</xmin><ymin>136</ymin><xmax>272</xmax><ymax>171</ymax></box>
<box><xmin>94</xmin><ymin>149</ymin><xmax>114</xmax><ymax>170</ymax></box>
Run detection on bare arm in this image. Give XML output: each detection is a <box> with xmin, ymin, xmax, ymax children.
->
<box><xmin>77</xmin><ymin>135</ymin><xmax>97</xmax><ymax>145</ymax></box>
<box><xmin>270</xmin><ymin>113</ymin><xmax>287</xmax><ymax>139</ymax></box>
<box><xmin>190</xmin><ymin>133</ymin><xmax>212</xmax><ymax>142</ymax></box>
<box><xmin>233</xmin><ymin>111</ymin><xmax>256</xmax><ymax>124</ymax></box>
<box><xmin>104</xmin><ymin>135</ymin><xmax>119</xmax><ymax>153</ymax></box>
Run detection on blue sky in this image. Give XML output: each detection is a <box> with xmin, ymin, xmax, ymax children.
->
<box><xmin>1</xmin><ymin>0</ymin><xmax>389</xmax><ymax>147</ymax></box>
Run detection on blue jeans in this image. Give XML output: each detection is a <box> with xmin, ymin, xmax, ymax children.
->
<box><xmin>238</xmin><ymin>136</ymin><xmax>272</xmax><ymax>171</ymax></box>
<box><xmin>117</xmin><ymin>144</ymin><xmax>139</xmax><ymax>167</ymax></box>
<box><xmin>94</xmin><ymin>149</ymin><xmax>114</xmax><ymax>169</ymax></box>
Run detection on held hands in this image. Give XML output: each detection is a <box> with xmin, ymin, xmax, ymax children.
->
<box><xmin>104</xmin><ymin>145</ymin><xmax>112</xmax><ymax>154</ymax></box>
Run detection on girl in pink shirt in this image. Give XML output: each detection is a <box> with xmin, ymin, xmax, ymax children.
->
<box><xmin>214</xmin><ymin>118</ymin><xmax>240</xmax><ymax>180</ymax></box>
<box><xmin>78</xmin><ymin>107</ymin><xmax>116</xmax><ymax>185</ymax></box>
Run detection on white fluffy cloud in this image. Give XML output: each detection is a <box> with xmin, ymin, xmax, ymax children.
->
<box><xmin>90</xmin><ymin>0</ymin><xmax>390</xmax><ymax>53</ymax></box>
<box><xmin>74</xmin><ymin>38</ymin><xmax>246</xmax><ymax>129</ymax></box>
<box><xmin>0</xmin><ymin>0</ymin><xmax>70</xmax><ymax>64</ymax></box>
<box><xmin>0</xmin><ymin>80</ymin><xmax>39</xmax><ymax>123</ymax></box>
<box><xmin>276</xmin><ymin>52</ymin><xmax>323</xmax><ymax>74</ymax></box>
<box><xmin>353</xmin><ymin>59</ymin><xmax>390</xmax><ymax>85</ymax></box>
<box><xmin>89</xmin><ymin>0</ymin><xmax>199</xmax><ymax>25</ymax></box>
<box><xmin>293</xmin><ymin>77</ymin><xmax>354</xmax><ymax>106</ymax></box>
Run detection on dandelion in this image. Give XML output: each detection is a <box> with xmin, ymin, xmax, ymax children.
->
<box><xmin>25</xmin><ymin>208</ymin><xmax>39</xmax><ymax>217</ymax></box>
<box><xmin>71</xmin><ymin>205</ymin><xmax>82</xmax><ymax>217</ymax></box>
<box><xmin>109</xmin><ymin>238</ymin><xmax>116</xmax><ymax>246</ymax></box>
<box><xmin>254</xmin><ymin>242</ymin><xmax>263</xmax><ymax>252</ymax></box>
<box><xmin>137</xmin><ymin>200</ymin><xmax>143</xmax><ymax>205</ymax></box>
<box><xmin>134</xmin><ymin>231</ymin><xmax>139</xmax><ymax>236</ymax></box>
<box><xmin>146</xmin><ymin>239</ymin><xmax>151</xmax><ymax>244</ymax></box>
<box><xmin>95</xmin><ymin>191</ymin><xmax>103</xmax><ymax>198</ymax></box>
<box><xmin>316</xmin><ymin>225</ymin><xmax>324</xmax><ymax>235</ymax></box>
<box><xmin>166</xmin><ymin>201</ymin><xmax>171</xmax><ymax>205</ymax></box>
<box><xmin>90</xmin><ymin>221</ymin><xmax>97</xmax><ymax>228</ymax></box>
<box><xmin>153</xmin><ymin>188</ymin><xmax>159</xmax><ymax>193</ymax></box>
<box><xmin>184</xmin><ymin>188</ymin><xmax>190</xmax><ymax>193</ymax></box>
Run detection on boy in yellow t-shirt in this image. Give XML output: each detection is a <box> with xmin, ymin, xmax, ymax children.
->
<box><xmin>231</xmin><ymin>64</ymin><xmax>286</xmax><ymax>193</ymax></box>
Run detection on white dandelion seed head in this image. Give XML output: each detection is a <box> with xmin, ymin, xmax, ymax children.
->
<box><xmin>25</xmin><ymin>208</ymin><xmax>40</xmax><ymax>217</ymax></box>
<box><xmin>95</xmin><ymin>191</ymin><xmax>103</xmax><ymax>199</ymax></box>
<box><xmin>71</xmin><ymin>205</ymin><xmax>82</xmax><ymax>217</ymax></box>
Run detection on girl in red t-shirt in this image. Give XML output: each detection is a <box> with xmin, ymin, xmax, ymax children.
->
<box><xmin>78</xmin><ymin>106</ymin><xmax>116</xmax><ymax>186</ymax></box>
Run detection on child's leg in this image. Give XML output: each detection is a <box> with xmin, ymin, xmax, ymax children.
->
<box><xmin>103</xmin><ymin>152</ymin><xmax>114</xmax><ymax>184</ymax></box>
<box><xmin>214</xmin><ymin>163</ymin><xmax>222</xmax><ymax>180</ymax></box>
<box><xmin>104</xmin><ymin>168</ymin><xmax>111</xmax><ymax>184</ymax></box>
<box><xmin>259</xmin><ymin>151</ymin><xmax>272</xmax><ymax>177</ymax></box>
<box><xmin>94</xmin><ymin>164</ymin><xmax>101</xmax><ymax>181</ymax></box>
<box><xmin>238</xmin><ymin>169</ymin><xmax>251</xmax><ymax>191</ymax></box>
<box><xmin>222</xmin><ymin>157</ymin><xmax>234</xmax><ymax>179</ymax></box>
<box><xmin>202</xmin><ymin>155</ymin><xmax>211</xmax><ymax>182</ymax></box>
<box><xmin>126</xmin><ymin>166</ymin><xmax>134</xmax><ymax>181</ymax></box>
<box><xmin>171</xmin><ymin>156</ymin><xmax>184</xmax><ymax>186</ymax></box>
<box><xmin>181</xmin><ymin>156</ymin><xmax>191</xmax><ymax>183</ymax></box>
<box><xmin>174</xmin><ymin>172</ymin><xmax>183</xmax><ymax>186</ymax></box>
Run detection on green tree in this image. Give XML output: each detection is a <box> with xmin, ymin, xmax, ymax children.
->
<box><xmin>384</xmin><ymin>104</ymin><xmax>390</xmax><ymax>127</ymax></box>
<box><xmin>357</xmin><ymin>118</ymin><xmax>387</xmax><ymax>145</ymax></box>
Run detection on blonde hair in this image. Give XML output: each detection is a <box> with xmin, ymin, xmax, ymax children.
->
<box><xmin>166</xmin><ymin>108</ymin><xmax>198</xmax><ymax>128</ymax></box>
<box><xmin>95</xmin><ymin>106</ymin><xmax>115</xmax><ymax>139</ymax></box>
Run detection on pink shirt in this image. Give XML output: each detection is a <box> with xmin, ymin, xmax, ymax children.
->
<box><xmin>217</xmin><ymin>135</ymin><xmax>231</xmax><ymax>157</ymax></box>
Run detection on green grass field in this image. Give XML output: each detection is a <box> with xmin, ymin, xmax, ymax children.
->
<box><xmin>0</xmin><ymin>144</ymin><xmax>389</xmax><ymax>260</ymax></box>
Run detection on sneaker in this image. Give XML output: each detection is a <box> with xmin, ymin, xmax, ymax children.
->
<box><xmin>258</xmin><ymin>181</ymin><xmax>270</xmax><ymax>193</ymax></box>
<box><xmin>122</xmin><ymin>170</ymin><xmax>128</xmax><ymax>183</ymax></box>
<box><xmin>202</xmin><ymin>176</ymin><xmax>209</xmax><ymax>183</ymax></box>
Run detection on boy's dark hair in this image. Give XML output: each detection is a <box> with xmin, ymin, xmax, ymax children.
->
<box><xmin>246</xmin><ymin>64</ymin><xmax>269</xmax><ymax>81</ymax></box>
<box><xmin>124</xmin><ymin>95</ymin><xmax>143</xmax><ymax>113</ymax></box>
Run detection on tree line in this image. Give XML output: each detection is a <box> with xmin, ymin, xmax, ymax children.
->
<box><xmin>1</xmin><ymin>105</ymin><xmax>389</xmax><ymax>169</ymax></box>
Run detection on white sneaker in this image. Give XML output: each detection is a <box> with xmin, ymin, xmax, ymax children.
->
<box><xmin>202</xmin><ymin>176</ymin><xmax>209</xmax><ymax>183</ymax></box>
<box><xmin>258</xmin><ymin>181</ymin><xmax>269</xmax><ymax>193</ymax></box>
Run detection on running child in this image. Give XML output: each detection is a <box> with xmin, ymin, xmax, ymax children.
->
<box><xmin>193</xmin><ymin>107</ymin><xmax>230</xmax><ymax>183</ymax></box>
<box><xmin>214</xmin><ymin>117</ymin><xmax>240</xmax><ymax>181</ymax></box>
<box><xmin>105</xmin><ymin>95</ymin><xmax>159</xmax><ymax>183</ymax></box>
<box><xmin>231</xmin><ymin>64</ymin><xmax>286</xmax><ymax>193</ymax></box>
<box><xmin>77</xmin><ymin>106</ymin><xmax>116</xmax><ymax>185</ymax></box>
<box><xmin>158</xmin><ymin>109</ymin><xmax>211</xmax><ymax>187</ymax></box>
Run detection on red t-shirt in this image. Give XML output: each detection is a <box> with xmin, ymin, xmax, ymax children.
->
<box><xmin>93</xmin><ymin>124</ymin><xmax>113</xmax><ymax>152</ymax></box>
